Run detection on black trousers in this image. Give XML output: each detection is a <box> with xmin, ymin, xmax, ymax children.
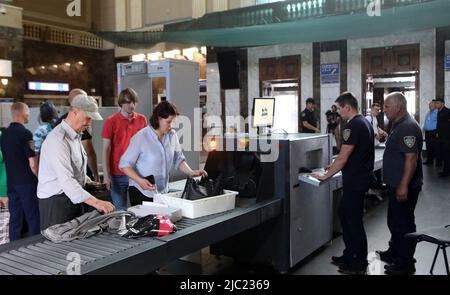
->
<box><xmin>339</xmin><ymin>183</ymin><xmax>369</xmax><ymax>264</ymax></box>
<box><xmin>386</xmin><ymin>186</ymin><xmax>421</xmax><ymax>266</ymax></box>
<box><xmin>129</xmin><ymin>186</ymin><xmax>153</xmax><ymax>207</ymax></box>
<box><xmin>424</xmin><ymin>130</ymin><xmax>437</xmax><ymax>162</ymax></box>
<box><xmin>39</xmin><ymin>193</ymin><xmax>82</xmax><ymax>231</ymax></box>
<box><xmin>437</xmin><ymin>139</ymin><xmax>450</xmax><ymax>172</ymax></box>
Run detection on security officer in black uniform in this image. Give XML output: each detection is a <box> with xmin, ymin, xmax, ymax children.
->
<box><xmin>434</xmin><ymin>97</ymin><xmax>450</xmax><ymax>177</ymax></box>
<box><xmin>378</xmin><ymin>92</ymin><xmax>423</xmax><ymax>275</ymax></box>
<box><xmin>313</xmin><ymin>92</ymin><xmax>374</xmax><ymax>275</ymax></box>
<box><xmin>301</xmin><ymin>97</ymin><xmax>320</xmax><ymax>133</ymax></box>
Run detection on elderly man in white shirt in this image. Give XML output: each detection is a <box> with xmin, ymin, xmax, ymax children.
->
<box><xmin>37</xmin><ymin>94</ymin><xmax>115</xmax><ymax>230</ymax></box>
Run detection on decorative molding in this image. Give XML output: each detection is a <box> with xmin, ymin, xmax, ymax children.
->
<box><xmin>212</xmin><ymin>0</ymin><xmax>228</xmax><ymax>12</ymax></box>
<box><xmin>23</xmin><ymin>21</ymin><xmax>114</xmax><ymax>50</ymax></box>
<box><xmin>126</xmin><ymin>0</ymin><xmax>143</xmax><ymax>30</ymax></box>
<box><xmin>192</xmin><ymin>0</ymin><xmax>206</xmax><ymax>18</ymax></box>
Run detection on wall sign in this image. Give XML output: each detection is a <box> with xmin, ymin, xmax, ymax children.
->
<box><xmin>320</xmin><ymin>63</ymin><xmax>340</xmax><ymax>84</ymax></box>
<box><xmin>445</xmin><ymin>54</ymin><xmax>450</xmax><ymax>71</ymax></box>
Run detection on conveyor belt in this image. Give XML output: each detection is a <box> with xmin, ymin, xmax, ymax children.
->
<box><xmin>0</xmin><ymin>198</ymin><xmax>281</xmax><ymax>275</ymax></box>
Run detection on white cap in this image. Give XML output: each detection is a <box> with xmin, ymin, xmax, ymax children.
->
<box><xmin>70</xmin><ymin>95</ymin><xmax>102</xmax><ymax>120</ymax></box>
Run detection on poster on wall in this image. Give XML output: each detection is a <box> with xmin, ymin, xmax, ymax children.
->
<box><xmin>320</xmin><ymin>63</ymin><xmax>340</xmax><ymax>85</ymax></box>
<box><xmin>445</xmin><ymin>55</ymin><xmax>450</xmax><ymax>71</ymax></box>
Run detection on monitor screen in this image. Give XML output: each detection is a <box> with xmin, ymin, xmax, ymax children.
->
<box><xmin>28</xmin><ymin>82</ymin><xmax>70</xmax><ymax>92</ymax></box>
<box><xmin>252</xmin><ymin>97</ymin><xmax>275</xmax><ymax>127</ymax></box>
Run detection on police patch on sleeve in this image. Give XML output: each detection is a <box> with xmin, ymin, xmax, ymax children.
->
<box><xmin>301</xmin><ymin>112</ymin><xmax>306</xmax><ymax>118</ymax></box>
<box><xmin>403</xmin><ymin>136</ymin><xmax>416</xmax><ymax>148</ymax></box>
<box><xmin>28</xmin><ymin>140</ymin><xmax>35</xmax><ymax>152</ymax></box>
<box><xmin>343</xmin><ymin>129</ymin><xmax>351</xmax><ymax>142</ymax></box>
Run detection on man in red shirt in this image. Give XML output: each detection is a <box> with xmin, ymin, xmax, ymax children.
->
<box><xmin>102</xmin><ymin>88</ymin><xmax>147</xmax><ymax>210</ymax></box>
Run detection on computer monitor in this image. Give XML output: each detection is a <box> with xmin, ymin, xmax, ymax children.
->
<box><xmin>252</xmin><ymin>97</ymin><xmax>275</xmax><ymax>128</ymax></box>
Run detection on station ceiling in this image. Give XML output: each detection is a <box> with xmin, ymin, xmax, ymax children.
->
<box><xmin>97</xmin><ymin>0</ymin><xmax>450</xmax><ymax>49</ymax></box>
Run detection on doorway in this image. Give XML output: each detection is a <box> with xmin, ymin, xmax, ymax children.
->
<box><xmin>366</xmin><ymin>72</ymin><xmax>418</xmax><ymax>130</ymax></box>
<box><xmin>259</xmin><ymin>55</ymin><xmax>301</xmax><ymax>132</ymax></box>
<box><xmin>362</xmin><ymin>44</ymin><xmax>420</xmax><ymax>128</ymax></box>
<box><xmin>262</xmin><ymin>79</ymin><xmax>299</xmax><ymax>133</ymax></box>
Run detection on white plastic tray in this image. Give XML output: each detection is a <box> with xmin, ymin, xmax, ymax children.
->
<box><xmin>154</xmin><ymin>190</ymin><xmax>237</xmax><ymax>219</ymax></box>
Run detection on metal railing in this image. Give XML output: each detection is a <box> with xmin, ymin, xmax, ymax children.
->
<box><xmin>166</xmin><ymin>0</ymin><xmax>432</xmax><ymax>31</ymax></box>
<box><xmin>23</xmin><ymin>21</ymin><xmax>110</xmax><ymax>50</ymax></box>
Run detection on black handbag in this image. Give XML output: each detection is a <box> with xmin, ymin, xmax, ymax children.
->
<box><xmin>181</xmin><ymin>177</ymin><xmax>225</xmax><ymax>200</ymax></box>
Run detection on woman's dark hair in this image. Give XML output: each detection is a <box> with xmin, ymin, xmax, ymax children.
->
<box><xmin>40</xmin><ymin>101</ymin><xmax>58</xmax><ymax>124</ymax></box>
<box><xmin>150</xmin><ymin>101</ymin><xmax>179</xmax><ymax>129</ymax></box>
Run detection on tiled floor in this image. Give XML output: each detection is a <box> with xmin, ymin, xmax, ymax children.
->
<box><xmin>165</xmin><ymin>163</ymin><xmax>450</xmax><ymax>275</ymax></box>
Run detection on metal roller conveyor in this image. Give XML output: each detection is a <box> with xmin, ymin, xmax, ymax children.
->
<box><xmin>0</xmin><ymin>198</ymin><xmax>281</xmax><ymax>275</ymax></box>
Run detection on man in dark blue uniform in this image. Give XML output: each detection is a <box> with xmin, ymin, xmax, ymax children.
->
<box><xmin>314</xmin><ymin>92</ymin><xmax>374</xmax><ymax>274</ymax></box>
<box><xmin>0</xmin><ymin>102</ymin><xmax>40</xmax><ymax>240</ymax></box>
<box><xmin>301</xmin><ymin>97</ymin><xmax>320</xmax><ymax>133</ymax></box>
<box><xmin>378</xmin><ymin>92</ymin><xmax>423</xmax><ymax>275</ymax></box>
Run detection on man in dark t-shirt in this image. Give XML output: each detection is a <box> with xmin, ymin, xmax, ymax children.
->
<box><xmin>378</xmin><ymin>92</ymin><xmax>423</xmax><ymax>275</ymax></box>
<box><xmin>313</xmin><ymin>92</ymin><xmax>374</xmax><ymax>275</ymax></box>
<box><xmin>0</xmin><ymin>102</ymin><xmax>40</xmax><ymax>240</ymax></box>
<box><xmin>301</xmin><ymin>97</ymin><xmax>320</xmax><ymax>133</ymax></box>
<box><xmin>434</xmin><ymin>97</ymin><xmax>450</xmax><ymax>176</ymax></box>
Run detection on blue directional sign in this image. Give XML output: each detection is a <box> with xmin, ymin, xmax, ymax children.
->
<box><xmin>321</xmin><ymin>63</ymin><xmax>340</xmax><ymax>84</ymax></box>
<box><xmin>445</xmin><ymin>55</ymin><xmax>450</xmax><ymax>71</ymax></box>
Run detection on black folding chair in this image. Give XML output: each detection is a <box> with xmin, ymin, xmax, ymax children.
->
<box><xmin>405</xmin><ymin>225</ymin><xmax>450</xmax><ymax>275</ymax></box>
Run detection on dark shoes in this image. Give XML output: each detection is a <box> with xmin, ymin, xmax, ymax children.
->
<box><xmin>384</xmin><ymin>263</ymin><xmax>416</xmax><ymax>275</ymax></box>
<box><xmin>422</xmin><ymin>161</ymin><xmax>433</xmax><ymax>165</ymax></box>
<box><xmin>332</xmin><ymin>255</ymin><xmax>367</xmax><ymax>275</ymax></box>
<box><xmin>331</xmin><ymin>255</ymin><xmax>347</xmax><ymax>267</ymax></box>
<box><xmin>338</xmin><ymin>261</ymin><xmax>368</xmax><ymax>275</ymax></box>
<box><xmin>376</xmin><ymin>249</ymin><xmax>397</xmax><ymax>264</ymax></box>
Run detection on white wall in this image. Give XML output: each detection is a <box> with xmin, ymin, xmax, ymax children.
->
<box><xmin>348</xmin><ymin>29</ymin><xmax>436</xmax><ymax>125</ymax></box>
<box><xmin>205</xmin><ymin>62</ymin><xmax>223</xmax><ymax>133</ymax></box>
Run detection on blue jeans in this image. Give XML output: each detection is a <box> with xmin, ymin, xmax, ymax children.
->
<box><xmin>110</xmin><ymin>175</ymin><xmax>129</xmax><ymax>211</ymax></box>
<box><xmin>8</xmin><ymin>183</ymin><xmax>40</xmax><ymax>241</ymax></box>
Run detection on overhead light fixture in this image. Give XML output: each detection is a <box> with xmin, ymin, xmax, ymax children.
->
<box><xmin>182</xmin><ymin>47</ymin><xmax>199</xmax><ymax>60</ymax></box>
<box><xmin>52</xmin><ymin>64</ymin><xmax>58</xmax><ymax>68</ymax></box>
<box><xmin>200</xmin><ymin>46</ymin><xmax>207</xmax><ymax>56</ymax></box>
<box><xmin>131</xmin><ymin>54</ymin><xmax>146</xmax><ymax>62</ymax></box>
<box><xmin>78</xmin><ymin>61</ymin><xmax>84</xmax><ymax>65</ymax></box>
<box><xmin>0</xmin><ymin>59</ymin><xmax>12</xmax><ymax>87</ymax></box>
<box><xmin>41</xmin><ymin>66</ymin><xmax>46</xmax><ymax>70</ymax></box>
<box><xmin>163</xmin><ymin>50</ymin><xmax>181</xmax><ymax>59</ymax></box>
<box><xmin>147</xmin><ymin>52</ymin><xmax>162</xmax><ymax>61</ymax></box>
<box><xmin>65</xmin><ymin>63</ymin><xmax>71</xmax><ymax>67</ymax></box>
